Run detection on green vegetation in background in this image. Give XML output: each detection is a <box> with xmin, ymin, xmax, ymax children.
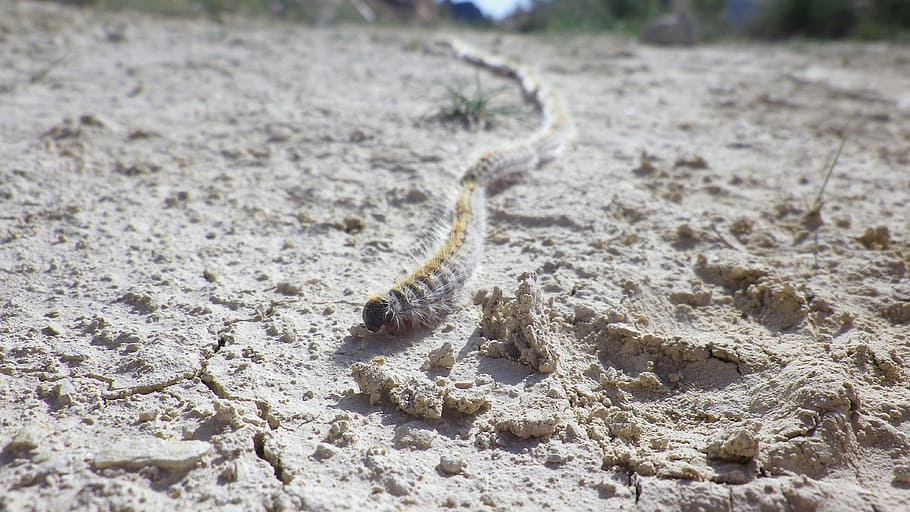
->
<box><xmin>56</xmin><ymin>0</ymin><xmax>356</xmax><ymax>22</ymax></box>
<box><xmin>52</xmin><ymin>0</ymin><xmax>910</xmax><ymax>39</ymax></box>
<box><xmin>513</xmin><ymin>0</ymin><xmax>665</xmax><ymax>33</ymax></box>
<box><xmin>751</xmin><ymin>0</ymin><xmax>856</xmax><ymax>38</ymax></box>
<box><xmin>852</xmin><ymin>0</ymin><xmax>910</xmax><ymax>39</ymax></box>
<box><xmin>746</xmin><ymin>0</ymin><xmax>910</xmax><ymax>39</ymax></box>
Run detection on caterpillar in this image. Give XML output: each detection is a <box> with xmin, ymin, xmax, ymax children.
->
<box><xmin>361</xmin><ymin>39</ymin><xmax>573</xmax><ymax>335</ymax></box>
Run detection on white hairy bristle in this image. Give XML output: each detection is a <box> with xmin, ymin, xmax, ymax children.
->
<box><xmin>361</xmin><ymin>38</ymin><xmax>574</xmax><ymax>335</ymax></box>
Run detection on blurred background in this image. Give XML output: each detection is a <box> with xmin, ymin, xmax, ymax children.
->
<box><xmin>51</xmin><ymin>0</ymin><xmax>910</xmax><ymax>41</ymax></box>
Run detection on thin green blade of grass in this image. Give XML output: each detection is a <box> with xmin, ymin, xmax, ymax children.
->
<box><xmin>810</xmin><ymin>137</ymin><xmax>846</xmax><ymax>215</ymax></box>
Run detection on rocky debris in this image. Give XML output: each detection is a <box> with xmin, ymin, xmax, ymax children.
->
<box><xmin>705</xmin><ymin>421</ymin><xmax>761</xmax><ymax>463</ymax></box>
<box><xmin>116</xmin><ymin>291</ymin><xmax>158</xmax><ymax>315</ymax></box>
<box><xmin>351</xmin><ymin>357</ymin><xmax>400</xmax><ymax>405</ymax></box>
<box><xmin>476</xmin><ymin>272</ymin><xmax>559</xmax><ymax>373</ymax></box>
<box><xmin>312</xmin><ymin>443</ymin><xmax>337</xmax><ymax>460</ymax></box>
<box><xmin>893</xmin><ymin>462</ymin><xmax>910</xmax><ymax>484</ymax></box>
<box><xmin>437</xmin><ymin>454</ymin><xmax>467</xmax><ymax>475</ymax></box>
<box><xmin>668</xmin><ymin>284</ymin><xmax>711</xmax><ymax>307</ymax></box>
<box><xmin>324</xmin><ymin>415</ymin><xmax>356</xmax><ymax>447</ymax></box>
<box><xmin>93</xmin><ymin>439</ymin><xmax>211</xmax><ymax>472</ymax></box>
<box><xmin>393</xmin><ymin>422</ymin><xmax>436</xmax><ymax>450</ymax></box>
<box><xmin>351</xmin><ymin>359</ymin><xmax>490</xmax><ymax>420</ymax></box>
<box><xmin>694</xmin><ymin>254</ymin><xmax>769</xmax><ymax>291</ymax></box>
<box><xmin>443</xmin><ymin>387</ymin><xmax>489</xmax><ymax>415</ymax></box>
<box><xmin>265</xmin><ymin>315</ymin><xmax>299</xmax><ymax>343</ymax></box>
<box><xmin>857</xmin><ymin>225</ymin><xmax>891</xmax><ymax>250</ymax></box>
<box><xmin>497</xmin><ymin>415</ymin><xmax>560</xmax><ymax>439</ymax></box>
<box><xmin>495</xmin><ymin>397</ymin><xmax>563</xmax><ymax>439</ymax></box>
<box><xmin>737</xmin><ymin>277</ymin><xmax>809</xmax><ymax>330</ymax></box>
<box><xmin>8</xmin><ymin>423</ymin><xmax>53</xmax><ymax>454</ymax></box>
<box><xmin>421</xmin><ymin>342</ymin><xmax>456</xmax><ymax>371</ymax></box>
<box><xmin>52</xmin><ymin>379</ymin><xmax>76</xmax><ymax>407</ymax></box>
<box><xmin>389</xmin><ymin>377</ymin><xmax>445</xmax><ymax>420</ymax></box>
<box><xmin>883</xmin><ymin>302</ymin><xmax>910</xmax><ymax>324</ymax></box>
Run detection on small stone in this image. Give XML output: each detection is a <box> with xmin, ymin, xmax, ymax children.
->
<box><xmin>275</xmin><ymin>281</ymin><xmax>303</xmax><ymax>296</ymax></box>
<box><xmin>421</xmin><ymin>342</ymin><xmax>456</xmax><ymax>371</ymax></box>
<box><xmin>266</xmin><ymin>315</ymin><xmax>299</xmax><ymax>343</ymax></box>
<box><xmin>93</xmin><ymin>439</ymin><xmax>211</xmax><ymax>471</ymax></box>
<box><xmin>650</xmin><ymin>436</ymin><xmax>670</xmax><ymax>450</ymax></box>
<box><xmin>498</xmin><ymin>415</ymin><xmax>559</xmax><ymax>439</ymax></box>
<box><xmin>705</xmin><ymin>421</ymin><xmax>761</xmax><ymax>463</ymax></box>
<box><xmin>343</xmin><ymin>215</ymin><xmax>365</xmax><ymax>234</ymax></box>
<box><xmin>437</xmin><ymin>454</ymin><xmax>467</xmax><ymax>475</ymax></box>
<box><xmin>545</xmin><ymin>448</ymin><xmax>568</xmax><ymax>465</ymax></box>
<box><xmin>43</xmin><ymin>323</ymin><xmax>62</xmax><ymax>336</ymax></box>
<box><xmin>389</xmin><ymin>377</ymin><xmax>444</xmax><ymax>420</ymax></box>
<box><xmin>9</xmin><ymin>423</ymin><xmax>52</xmax><ymax>452</ymax></box>
<box><xmin>730</xmin><ymin>217</ymin><xmax>754</xmax><ymax>235</ymax></box>
<box><xmin>858</xmin><ymin>226</ymin><xmax>891</xmax><ymax>250</ymax></box>
<box><xmin>351</xmin><ymin>358</ymin><xmax>399</xmax><ymax>405</ymax></box>
<box><xmin>54</xmin><ymin>379</ymin><xmax>76</xmax><ymax>406</ymax></box>
<box><xmin>139</xmin><ymin>409</ymin><xmax>159</xmax><ymax>422</ymax></box>
<box><xmin>443</xmin><ymin>388</ymin><xmax>489</xmax><ymax>415</ymax></box>
<box><xmin>313</xmin><ymin>443</ymin><xmax>337</xmax><ymax>460</ymax></box>
<box><xmin>893</xmin><ymin>462</ymin><xmax>910</xmax><ymax>484</ymax></box>
<box><xmin>117</xmin><ymin>291</ymin><xmax>158</xmax><ymax>314</ymax></box>
<box><xmin>324</xmin><ymin>418</ymin><xmax>356</xmax><ymax>447</ymax></box>
<box><xmin>393</xmin><ymin>423</ymin><xmax>436</xmax><ymax>450</ymax></box>
<box><xmin>595</xmin><ymin>479</ymin><xmax>618</xmax><ymax>496</ymax></box>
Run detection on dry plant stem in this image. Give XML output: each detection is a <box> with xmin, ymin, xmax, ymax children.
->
<box><xmin>808</xmin><ymin>137</ymin><xmax>846</xmax><ymax>269</ymax></box>
<box><xmin>810</xmin><ymin>137</ymin><xmax>846</xmax><ymax>216</ymax></box>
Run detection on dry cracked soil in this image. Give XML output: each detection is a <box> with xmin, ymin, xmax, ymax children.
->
<box><xmin>1</xmin><ymin>1</ymin><xmax>910</xmax><ymax>510</ymax></box>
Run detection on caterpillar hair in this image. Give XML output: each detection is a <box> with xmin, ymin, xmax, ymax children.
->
<box><xmin>361</xmin><ymin>39</ymin><xmax>574</xmax><ymax>335</ymax></box>
<box><xmin>363</xmin><ymin>178</ymin><xmax>485</xmax><ymax>333</ymax></box>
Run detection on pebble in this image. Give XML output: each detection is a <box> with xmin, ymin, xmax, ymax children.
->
<box><xmin>312</xmin><ymin>443</ymin><xmax>337</xmax><ymax>460</ymax></box>
<box><xmin>138</xmin><ymin>409</ymin><xmax>159</xmax><ymax>422</ymax></box>
<box><xmin>54</xmin><ymin>379</ymin><xmax>76</xmax><ymax>406</ymax></box>
<box><xmin>9</xmin><ymin>423</ymin><xmax>52</xmax><ymax>451</ymax></box>
<box><xmin>93</xmin><ymin>439</ymin><xmax>211</xmax><ymax>471</ymax></box>
<box><xmin>437</xmin><ymin>454</ymin><xmax>467</xmax><ymax>475</ymax></box>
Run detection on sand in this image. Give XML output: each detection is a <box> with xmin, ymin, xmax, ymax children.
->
<box><xmin>1</xmin><ymin>1</ymin><xmax>909</xmax><ymax>510</ymax></box>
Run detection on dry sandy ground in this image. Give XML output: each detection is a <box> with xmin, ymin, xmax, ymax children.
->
<box><xmin>1</xmin><ymin>1</ymin><xmax>910</xmax><ymax>510</ymax></box>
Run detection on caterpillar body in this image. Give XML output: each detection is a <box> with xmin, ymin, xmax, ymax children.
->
<box><xmin>361</xmin><ymin>39</ymin><xmax>573</xmax><ymax>335</ymax></box>
<box><xmin>363</xmin><ymin>177</ymin><xmax>484</xmax><ymax>333</ymax></box>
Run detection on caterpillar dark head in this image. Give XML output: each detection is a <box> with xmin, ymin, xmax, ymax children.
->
<box><xmin>362</xmin><ymin>297</ymin><xmax>393</xmax><ymax>332</ymax></box>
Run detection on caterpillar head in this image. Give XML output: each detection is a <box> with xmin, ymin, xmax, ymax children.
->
<box><xmin>362</xmin><ymin>297</ymin><xmax>393</xmax><ymax>332</ymax></box>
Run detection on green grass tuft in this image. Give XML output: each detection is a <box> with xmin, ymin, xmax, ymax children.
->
<box><xmin>433</xmin><ymin>73</ymin><xmax>511</xmax><ymax>130</ymax></box>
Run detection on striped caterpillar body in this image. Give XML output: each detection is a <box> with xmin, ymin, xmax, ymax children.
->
<box><xmin>362</xmin><ymin>39</ymin><xmax>573</xmax><ymax>335</ymax></box>
<box><xmin>363</xmin><ymin>177</ymin><xmax>485</xmax><ymax>333</ymax></box>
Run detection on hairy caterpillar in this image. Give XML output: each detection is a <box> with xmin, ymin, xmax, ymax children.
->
<box><xmin>361</xmin><ymin>39</ymin><xmax>573</xmax><ymax>335</ymax></box>
<box><xmin>362</xmin><ymin>176</ymin><xmax>484</xmax><ymax>333</ymax></box>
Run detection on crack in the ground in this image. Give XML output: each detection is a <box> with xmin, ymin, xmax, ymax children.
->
<box><xmin>102</xmin><ymin>369</ymin><xmax>198</xmax><ymax>400</ymax></box>
<box><xmin>200</xmin><ymin>326</ymin><xmax>286</xmax><ymax>485</ymax></box>
<box><xmin>199</xmin><ymin>329</ymin><xmax>230</xmax><ymax>399</ymax></box>
<box><xmin>253</xmin><ymin>430</ymin><xmax>286</xmax><ymax>484</ymax></box>
<box><xmin>85</xmin><ymin>327</ymin><xmax>233</xmax><ymax>401</ymax></box>
<box><xmin>255</xmin><ymin>400</ymin><xmax>280</xmax><ymax>430</ymax></box>
<box><xmin>708</xmin><ymin>347</ymin><xmax>745</xmax><ymax>377</ymax></box>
